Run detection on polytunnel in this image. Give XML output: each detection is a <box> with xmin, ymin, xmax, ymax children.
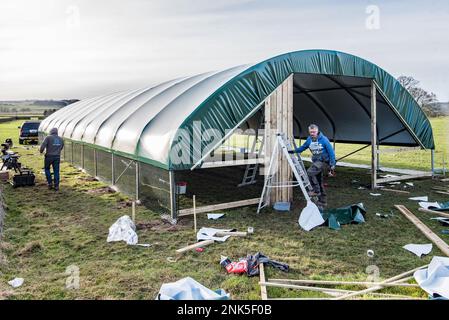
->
<box><xmin>39</xmin><ymin>50</ymin><xmax>435</xmax><ymax>217</ymax></box>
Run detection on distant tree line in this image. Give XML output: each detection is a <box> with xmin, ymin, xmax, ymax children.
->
<box><xmin>398</xmin><ymin>76</ymin><xmax>447</xmax><ymax>117</ymax></box>
<box><xmin>32</xmin><ymin>99</ymin><xmax>79</xmax><ymax>107</ymax></box>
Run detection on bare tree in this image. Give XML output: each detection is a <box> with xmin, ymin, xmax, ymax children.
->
<box><xmin>398</xmin><ymin>75</ymin><xmax>441</xmax><ymax>116</ymax></box>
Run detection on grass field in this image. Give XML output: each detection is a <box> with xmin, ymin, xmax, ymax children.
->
<box><xmin>0</xmin><ymin>118</ymin><xmax>448</xmax><ymax>300</ymax></box>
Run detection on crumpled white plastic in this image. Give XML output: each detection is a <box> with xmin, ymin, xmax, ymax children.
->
<box><xmin>419</xmin><ymin>202</ymin><xmax>441</xmax><ymax>210</ymax></box>
<box><xmin>298</xmin><ymin>202</ymin><xmax>325</xmax><ymax>231</ymax></box>
<box><xmin>414</xmin><ymin>256</ymin><xmax>449</xmax><ymax>299</ymax></box>
<box><xmin>207</xmin><ymin>213</ymin><xmax>225</xmax><ymax>220</ymax></box>
<box><xmin>157</xmin><ymin>277</ymin><xmax>230</xmax><ymax>300</ymax></box>
<box><xmin>107</xmin><ymin>215</ymin><xmax>138</xmax><ymax>245</ymax></box>
<box><xmin>8</xmin><ymin>277</ymin><xmax>24</xmax><ymax>288</ymax></box>
<box><xmin>403</xmin><ymin>243</ymin><xmax>433</xmax><ymax>257</ymax></box>
<box><xmin>197</xmin><ymin>227</ymin><xmax>232</xmax><ymax>242</ymax></box>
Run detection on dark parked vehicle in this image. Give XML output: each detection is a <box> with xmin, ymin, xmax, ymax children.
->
<box><xmin>18</xmin><ymin>121</ymin><xmax>41</xmax><ymax>144</ymax></box>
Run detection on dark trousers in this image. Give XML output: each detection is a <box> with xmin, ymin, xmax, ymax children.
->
<box><xmin>307</xmin><ymin>160</ymin><xmax>328</xmax><ymax>204</ymax></box>
<box><xmin>44</xmin><ymin>155</ymin><xmax>60</xmax><ymax>186</ymax></box>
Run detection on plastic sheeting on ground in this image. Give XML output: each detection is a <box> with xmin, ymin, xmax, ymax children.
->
<box><xmin>107</xmin><ymin>215</ymin><xmax>151</xmax><ymax>247</ymax></box>
<box><xmin>418</xmin><ymin>201</ymin><xmax>441</xmax><ymax>210</ymax></box>
<box><xmin>207</xmin><ymin>213</ymin><xmax>225</xmax><ymax>220</ymax></box>
<box><xmin>320</xmin><ymin>203</ymin><xmax>366</xmax><ymax>230</ymax></box>
<box><xmin>430</xmin><ymin>201</ymin><xmax>449</xmax><ymax>211</ymax></box>
<box><xmin>298</xmin><ymin>202</ymin><xmax>325</xmax><ymax>231</ymax></box>
<box><xmin>197</xmin><ymin>227</ymin><xmax>233</xmax><ymax>242</ymax></box>
<box><xmin>8</xmin><ymin>277</ymin><xmax>24</xmax><ymax>288</ymax></box>
<box><xmin>414</xmin><ymin>256</ymin><xmax>449</xmax><ymax>299</ymax></box>
<box><xmin>403</xmin><ymin>244</ymin><xmax>433</xmax><ymax>257</ymax></box>
<box><xmin>156</xmin><ymin>277</ymin><xmax>230</xmax><ymax>300</ymax></box>
<box><xmin>107</xmin><ymin>215</ymin><xmax>138</xmax><ymax>245</ymax></box>
<box><xmin>419</xmin><ymin>201</ymin><xmax>449</xmax><ymax>211</ymax></box>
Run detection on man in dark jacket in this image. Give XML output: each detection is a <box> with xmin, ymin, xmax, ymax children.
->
<box><xmin>40</xmin><ymin>128</ymin><xmax>64</xmax><ymax>190</ymax></box>
<box><xmin>289</xmin><ymin>124</ymin><xmax>336</xmax><ymax>207</ymax></box>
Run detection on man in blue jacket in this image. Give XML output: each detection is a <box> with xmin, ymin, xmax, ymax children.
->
<box><xmin>289</xmin><ymin>124</ymin><xmax>336</xmax><ymax>207</ymax></box>
<box><xmin>40</xmin><ymin>127</ymin><xmax>64</xmax><ymax>191</ymax></box>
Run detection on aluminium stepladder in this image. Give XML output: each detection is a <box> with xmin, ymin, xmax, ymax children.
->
<box><xmin>237</xmin><ymin>122</ymin><xmax>265</xmax><ymax>187</ymax></box>
<box><xmin>237</xmin><ymin>124</ymin><xmax>265</xmax><ymax>187</ymax></box>
<box><xmin>257</xmin><ymin>133</ymin><xmax>316</xmax><ymax>213</ymax></box>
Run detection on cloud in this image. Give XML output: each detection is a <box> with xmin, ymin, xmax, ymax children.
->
<box><xmin>0</xmin><ymin>0</ymin><xmax>448</xmax><ymax>101</ymax></box>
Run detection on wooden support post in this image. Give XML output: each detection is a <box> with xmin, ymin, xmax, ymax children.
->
<box><xmin>263</xmin><ymin>75</ymin><xmax>294</xmax><ymax>204</ymax></box>
<box><xmin>371</xmin><ymin>81</ymin><xmax>377</xmax><ymax>190</ymax></box>
<box><xmin>431</xmin><ymin>149</ymin><xmax>435</xmax><ymax>176</ymax></box>
<box><xmin>193</xmin><ymin>195</ymin><xmax>197</xmax><ymax>234</ymax></box>
<box><xmin>287</xmin><ymin>75</ymin><xmax>294</xmax><ymax>201</ymax></box>
<box><xmin>395</xmin><ymin>205</ymin><xmax>449</xmax><ymax>257</ymax></box>
<box><xmin>132</xmin><ymin>200</ymin><xmax>136</xmax><ymax>222</ymax></box>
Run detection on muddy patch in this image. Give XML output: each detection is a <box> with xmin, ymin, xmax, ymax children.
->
<box><xmin>79</xmin><ymin>176</ymin><xmax>98</xmax><ymax>182</ymax></box>
<box><xmin>136</xmin><ymin>220</ymin><xmax>182</xmax><ymax>232</ymax></box>
<box><xmin>116</xmin><ymin>200</ymin><xmax>133</xmax><ymax>209</ymax></box>
<box><xmin>16</xmin><ymin>241</ymin><xmax>43</xmax><ymax>257</ymax></box>
<box><xmin>86</xmin><ymin>186</ymin><xmax>116</xmax><ymax>195</ymax></box>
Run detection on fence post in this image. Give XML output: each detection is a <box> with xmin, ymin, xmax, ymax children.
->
<box><xmin>111</xmin><ymin>153</ymin><xmax>115</xmax><ymax>185</ymax></box>
<box><xmin>135</xmin><ymin>161</ymin><xmax>139</xmax><ymax>200</ymax></box>
<box><xmin>169</xmin><ymin>171</ymin><xmax>177</xmax><ymax>220</ymax></box>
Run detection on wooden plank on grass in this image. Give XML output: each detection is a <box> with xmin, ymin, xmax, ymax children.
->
<box><xmin>418</xmin><ymin>207</ymin><xmax>449</xmax><ymax>219</ymax></box>
<box><xmin>215</xmin><ymin>231</ymin><xmax>247</xmax><ymax>237</ymax></box>
<box><xmin>432</xmin><ymin>186</ymin><xmax>449</xmax><ymax>191</ymax></box>
<box><xmin>395</xmin><ymin>205</ymin><xmax>449</xmax><ymax>257</ymax></box>
<box><xmin>381</xmin><ymin>188</ymin><xmax>410</xmax><ymax>194</ymax></box>
<box><xmin>269</xmin><ymin>279</ymin><xmax>419</xmax><ymax>287</ymax></box>
<box><xmin>376</xmin><ymin>173</ymin><xmax>432</xmax><ymax>184</ymax></box>
<box><xmin>434</xmin><ymin>190</ymin><xmax>449</xmax><ymax>196</ymax></box>
<box><xmin>259</xmin><ymin>263</ymin><xmax>268</xmax><ymax>300</ymax></box>
<box><xmin>178</xmin><ymin>198</ymin><xmax>260</xmax><ymax>216</ymax></box>
<box><xmin>334</xmin><ymin>264</ymin><xmax>428</xmax><ymax>300</ymax></box>
<box><xmin>175</xmin><ymin>240</ymin><xmax>214</xmax><ymax>254</ymax></box>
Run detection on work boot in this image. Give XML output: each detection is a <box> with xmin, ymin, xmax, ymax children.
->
<box><xmin>48</xmin><ymin>183</ymin><xmax>53</xmax><ymax>190</ymax></box>
<box><xmin>54</xmin><ymin>185</ymin><xmax>59</xmax><ymax>191</ymax></box>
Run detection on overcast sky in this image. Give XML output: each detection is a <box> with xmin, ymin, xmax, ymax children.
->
<box><xmin>1</xmin><ymin>0</ymin><xmax>448</xmax><ymax>101</ymax></box>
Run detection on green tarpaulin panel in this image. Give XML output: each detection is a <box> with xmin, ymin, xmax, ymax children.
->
<box><xmin>321</xmin><ymin>203</ymin><xmax>366</xmax><ymax>230</ymax></box>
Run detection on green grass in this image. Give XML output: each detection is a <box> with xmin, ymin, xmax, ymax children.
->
<box><xmin>0</xmin><ymin>118</ymin><xmax>448</xmax><ymax>300</ymax></box>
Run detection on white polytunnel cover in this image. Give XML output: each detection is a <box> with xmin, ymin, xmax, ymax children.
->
<box><xmin>39</xmin><ymin>50</ymin><xmax>434</xmax><ymax>171</ymax></box>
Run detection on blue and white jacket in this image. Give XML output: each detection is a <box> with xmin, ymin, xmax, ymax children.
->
<box><xmin>295</xmin><ymin>132</ymin><xmax>336</xmax><ymax>167</ymax></box>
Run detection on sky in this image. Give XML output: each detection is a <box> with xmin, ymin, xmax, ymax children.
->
<box><xmin>0</xmin><ymin>0</ymin><xmax>448</xmax><ymax>101</ymax></box>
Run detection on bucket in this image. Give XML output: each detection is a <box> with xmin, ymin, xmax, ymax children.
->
<box><xmin>176</xmin><ymin>181</ymin><xmax>187</xmax><ymax>194</ymax></box>
<box><xmin>273</xmin><ymin>201</ymin><xmax>291</xmax><ymax>211</ymax></box>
